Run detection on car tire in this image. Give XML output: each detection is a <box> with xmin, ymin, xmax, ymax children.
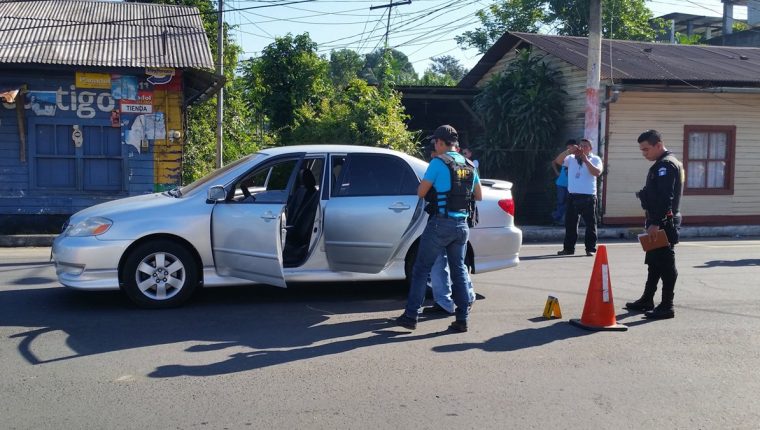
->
<box><xmin>121</xmin><ymin>240</ymin><xmax>198</xmax><ymax>309</ymax></box>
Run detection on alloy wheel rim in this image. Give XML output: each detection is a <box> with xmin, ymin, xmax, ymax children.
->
<box><xmin>135</xmin><ymin>252</ymin><xmax>185</xmax><ymax>300</ymax></box>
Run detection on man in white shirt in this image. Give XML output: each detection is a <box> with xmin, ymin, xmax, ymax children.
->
<box><xmin>462</xmin><ymin>147</ymin><xmax>479</xmax><ymax>170</ymax></box>
<box><xmin>552</xmin><ymin>138</ymin><xmax>603</xmax><ymax>256</ymax></box>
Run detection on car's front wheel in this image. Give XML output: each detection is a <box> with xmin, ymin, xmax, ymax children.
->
<box><xmin>121</xmin><ymin>240</ymin><xmax>198</xmax><ymax>308</ymax></box>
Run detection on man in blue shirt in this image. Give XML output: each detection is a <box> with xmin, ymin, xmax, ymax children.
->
<box><xmin>396</xmin><ymin>125</ymin><xmax>482</xmax><ymax>332</ymax></box>
<box><xmin>426</xmin><ymin>141</ymin><xmax>477</xmax><ymax>315</ymax></box>
<box><xmin>551</xmin><ymin>139</ymin><xmax>576</xmax><ymax>225</ymax></box>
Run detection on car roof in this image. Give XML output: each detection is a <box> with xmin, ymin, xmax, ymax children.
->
<box><xmin>258</xmin><ymin>144</ymin><xmax>408</xmax><ymax>157</ymax></box>
<box><xmin>258</xmin><ymin>145</ymin><xmax>427</xmax><ymax>170</ymax></box>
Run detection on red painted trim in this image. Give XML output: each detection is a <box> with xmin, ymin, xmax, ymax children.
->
<box><xmin>603</xmin><ymin>215</ymin><xmax>760</xmax><ymax>226</ymax></box>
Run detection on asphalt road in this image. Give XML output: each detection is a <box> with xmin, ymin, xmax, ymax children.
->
<box><xmin>1</xmin><ymin>240</ymin><xmax>759</xmax><ymax>429</ymax></box>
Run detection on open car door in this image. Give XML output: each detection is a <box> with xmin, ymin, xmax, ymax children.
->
<box><xmin>211</xmin><ymin>155</ymin><xmax>304</xmax><ymax>287</ymax></box>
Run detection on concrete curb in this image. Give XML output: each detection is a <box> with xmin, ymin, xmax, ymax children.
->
<box><xmin>0</xmin><ymin>235</ymin><xmax>57</xmax><ymax>247</ymax></box>
<box><xmin>2</xmin><ymin>225</ymin><xmax>760</xmax><ymax>247</ymax></box>
<box><xmin>520</xmin><ymin>225</ymin><xmax>760</xmax><ymax>243</ymax></box>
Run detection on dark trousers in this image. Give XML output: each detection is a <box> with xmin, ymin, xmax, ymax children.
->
<box><xmin>563</xmin><ymin>194</ymin><xmax>597</xmax><ymax>253</ymax></box>
<box><xmin>644</xmin><ymin>246</ymin><xmax>678</xmax><ymax>307</ymax></box>
<box><xmin>552</xmin><ymin>186</ymin><xmax>568</xmax><ymax>223</ymax></box>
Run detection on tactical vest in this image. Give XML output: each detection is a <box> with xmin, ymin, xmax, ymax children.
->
<box><xmin>425</xmin><ymin>154</ymin><xmax>476</xmax><ymax>217</ymax></box>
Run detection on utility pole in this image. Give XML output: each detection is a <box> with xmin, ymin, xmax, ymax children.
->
<box><xmin>584</xmin><ymin>0</ymin><xmax>602</xmax><ymax>153</ymax></box>
<box><xmin>370</xmin><ymin>0</ymin><xmax>412</xmax><ymax>49</ymax></box>
<box><xmin>215</xmin><ymin>0</ymin><xmax>224</xmax><ymax>168</ymax></box>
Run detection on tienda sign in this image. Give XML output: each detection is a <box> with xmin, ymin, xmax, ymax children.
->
<box><xmin>120</xmin><ymin>101</ymin><xmax>153</xmax><ymax>113</ymax></box>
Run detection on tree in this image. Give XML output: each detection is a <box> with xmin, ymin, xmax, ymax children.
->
<box><xmin>240</xmin><ymin>33</ymin><xmax>331</xmax><ymax>132</ymax></box>
<box><xmin>473</xmin><ymin>49</ymin><xmax>565</xmax><ymax>219</ymax></box>
<box><xmin>238</xmin><ymin>35</ymin><xmax>417</xmax><ymax>154</ymax></box>
<box><xmin>363</xmin><ymin>49</ymin><xmax>418</xmax><ymax>85</ymax></box>
<box><xmin>418</xmin><ymin>71</ymin><xmax>458</xmax><ymax>86</ymax></box>
<box><xmin>415</xmin><ymin>56</ymin><xmax>468</xmax><ymax>86</ymax></box>
<box><xmin>429</xmin><ymin>55</ymin><xmax>468</xmax><ymax>81</ymax></box>
<box><xmin>329</xmin><ymin>49</ymin><xmax>364</xmax><ymax>89</ymax></box>
<box><xmin>546</xmin><ymin>0</ymin><xmax>658</xmax><ymax>41</ymax></box>
<box><xmin>455</xmin><ymin>0</ymin><xmax>545</xmax><ymax>54</ymax></box>
<box><xmin>457</xmin><ymin>0</ymin><xmax>660</xmax><ymax>54</ymax></box>
<box><xmin>287</xmin><ymin>79</ymin><xmax>417</xmax><ymax>154</ymax></box>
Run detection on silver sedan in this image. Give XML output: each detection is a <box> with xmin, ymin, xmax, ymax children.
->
<box><xmin>52</xmin><ymin>145</ymin><xmax>522</xmax><ymax>308</ymax></box>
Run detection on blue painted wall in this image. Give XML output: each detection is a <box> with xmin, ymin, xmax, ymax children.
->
<box><xmin>1</xmin><ymin>68</ymin><xmax>175</xmax><ymax>218</ymax></box>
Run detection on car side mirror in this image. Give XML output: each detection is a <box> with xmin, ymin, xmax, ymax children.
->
<box><xmin>207</xmin><ymin>185</ymin><xmax>227</xmax><ymax>203</ymax></box>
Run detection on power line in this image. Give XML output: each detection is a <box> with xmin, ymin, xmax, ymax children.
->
<box><xmin>369</xmin><ymin>0</ymin><xmax>412</xmax><ymax>49</ymax></box>
<box><xmin>0</xmin><ymin>0</ymin><xmax>317</xmax><ymax>33</ymax></box>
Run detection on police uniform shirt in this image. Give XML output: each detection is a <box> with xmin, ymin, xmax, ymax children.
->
<box><xmin>643</xmin><ymin>151</ymin><xmax>684</xmax><ymax>227</ymax></box>
<box><xmin>563</xmin><ymin>153</ymin><xmax>602</xmax><ymax>195</ymax></box>
<box><xmin>423</xmin><ymin>151</ymin><xmax>481</xmax><ymax>219</ymax></box>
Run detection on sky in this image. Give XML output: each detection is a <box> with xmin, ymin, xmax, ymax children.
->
<box><xmin>224</xmin><ymin>0</ymin><xmax>750</xmax><ymax>76</ymax></box>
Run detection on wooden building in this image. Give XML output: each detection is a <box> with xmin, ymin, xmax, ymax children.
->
<box><xmin>0</xmin><ymin>0</ymin><xmax>221</xmax><ymax>232</ymax></box>
<box><xmin>459</xmin><ymin>32</ymin><xmax>760</xmax><ymax>225</ymax></box>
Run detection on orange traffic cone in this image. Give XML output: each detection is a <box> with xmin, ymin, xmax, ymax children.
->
<box><xmin>570</xmin><ymin>245</ymin><xmax>628</xmax><ymax>331</ymax></box>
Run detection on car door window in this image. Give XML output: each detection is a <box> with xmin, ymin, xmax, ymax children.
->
<box><xmin>333</xmin><ymin>154</ymin><xmax>419</xmax><ymax>197</ymax></box>
<box><xmin>235</xmin><ymin>159</ymin><xmax>299</xmax><ymax>203</ymax></box>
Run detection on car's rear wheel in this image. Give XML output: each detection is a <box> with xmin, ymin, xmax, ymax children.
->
<box><xmin>121</xmin><ymin>240</ymin><xmax>198</xmax><ymax>308</ymax></box>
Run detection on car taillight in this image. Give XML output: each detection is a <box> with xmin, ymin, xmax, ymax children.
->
<box><xmin>498</xmin><ymin>198</ymin><xmax>515</xmax><ymax>217</ymax></box>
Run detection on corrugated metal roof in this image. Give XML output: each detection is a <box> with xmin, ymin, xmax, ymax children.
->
<box><xmin>460</xmin><ymin>32</ymin><xmax>760</xmax><ymax>88</ymax></box>
<box><xmin>0</xmin><ymin>0</ymin><xmax>214</xmax><ymax>69</ymax></box>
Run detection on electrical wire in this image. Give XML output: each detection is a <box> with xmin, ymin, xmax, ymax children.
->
<box><xmin>0</xmin><ymin>0</ymin><xmax>317</xmax><ymax>32</ymax></box>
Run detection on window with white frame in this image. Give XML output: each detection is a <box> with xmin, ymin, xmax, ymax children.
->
<box><xmin>683</xmin><ymin>125</ymin><xmax>735</xmax><ymax>195</ymax></box>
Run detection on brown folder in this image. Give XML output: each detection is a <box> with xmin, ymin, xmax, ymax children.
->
<box><xmin>638</xmin><ymin>230</ymin><xmax>669</xmax><ymax>252</ymax></box>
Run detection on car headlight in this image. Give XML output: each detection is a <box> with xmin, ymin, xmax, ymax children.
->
<box><xmin>65</xmin><ymin>217</ymin><xmax>113</xmax><ymax>237</ymax></box>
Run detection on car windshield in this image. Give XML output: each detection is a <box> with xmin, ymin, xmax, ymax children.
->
<box><xmin>179</xmin><ymin>153</ymin><xmax>264</xmax><ymax>196</ymax></box>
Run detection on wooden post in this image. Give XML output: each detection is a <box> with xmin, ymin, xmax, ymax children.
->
<box><xmin>584</xmin><ymin>0</ymin><xmax>602</xmax><ymax>153</ymax></box>
<box><xmin>15</xmin><ymin>86</ymin><xmax>27</xmax><ymax>163</ymax></box>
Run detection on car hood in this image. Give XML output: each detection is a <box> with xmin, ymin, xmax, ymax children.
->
<box><xmin>69</xmin><ymin>193</ymin><xmax>182</xmax><ymax>223</ymax></box>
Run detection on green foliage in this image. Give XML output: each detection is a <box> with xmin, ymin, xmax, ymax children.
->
<box><xmin>287</xmin><ymin>79</ymin><xmax>418</xmax><ymax>154</ymax></box>
<box><xmin>457</xmin><ymin>0</ymin><xmax>659</xmax><ymax>53</ymax></box>
<box><xmin>413</xmin><ymin>55</ymin><xmax>469</xmax><ymax>87</ymax></box>
<box><xmin>329</xmin><ymin>49</ymin><xmax>365</xmax><ymax>88</ymax></box>
<box><xmin>733</xmin><ymin>21</ymin><xmax>749</xmax><ymax>32</ymax></box>
<box><xmin>473</xmin><ymin>49</ymin><xmax>565</xmax><ymax>216</ymax></box>
<box><xmin>364</xmin><ymin>49</ymin><xmax>418</xmax><ymax>86</ymax></box>
<box><xmin>428</xmin><ymin>56</ymin><xmax>468</xmax><ymax>82</ymax></box>
<box><xmin>547</xmin><ymin>0</ymin><xmax>657</xmax><ymax>40</ymax></box>
<box><xmin>418</xmin><ymin>71</ymin><xmax>458</xmax><ymax>86</ymax></box>
<box><xmin>456</xmin><ymin>0</ymin><xmax>546</xmax><ymax>53</ymax></box>
<box><xmin>237</xmin><ymin>35</ymin><xmax>417</xmax><ymax>155</ymax></box>
<box><xmin>239</xmin><ymin>33</ymin><xmax>331</xmax><ymax>132</ymax></box>
<box><xmin>675</xmin><ymin>33</ymin><xmax>704</xmax><ymax>45</ymax></box>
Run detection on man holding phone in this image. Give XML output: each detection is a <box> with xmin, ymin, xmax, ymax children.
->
<box><xmin>553</xmin><ymin>138</ymin><xmax>603</xmax><ymax>257</ymax></box>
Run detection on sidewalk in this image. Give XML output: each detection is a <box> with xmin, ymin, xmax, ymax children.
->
<box><xmin>2</xmin><ymin>225</ymin><xmax>759</xmax><ymax>247</ymax></box>
<box><xmin>520</xmin><ymin>224</ymin><xmax>760</xmax><ymax>242</ymax></box>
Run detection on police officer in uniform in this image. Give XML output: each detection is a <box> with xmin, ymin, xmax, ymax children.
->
<box><xmin>396</xmin><ymin>125</ymin><xmax>482</xmax><ymax>332</ymax></box>
<box><xmin>625</xmin><ymin>130</ymin><xmax>684</xmax><ymax>319</ymax></box>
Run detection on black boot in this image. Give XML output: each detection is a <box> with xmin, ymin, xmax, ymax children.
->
<box><xmin>644</xmin><ymin>303</ymin><xmax>674</xmax><ymax>319</ymax></box>
<box><xmin>625</xmin><ymin>296</ymin><xmax>655</xmax><ymax>312</ymax></box>
<box><xmin>646</xmin><ymin>285</ymin><xmax>675</xmax><ymax>319</ymax></box>
<box><xmin>626</xmin><ymin>266</ymin><xmax>659</xmax><ymax>312</ymax></box>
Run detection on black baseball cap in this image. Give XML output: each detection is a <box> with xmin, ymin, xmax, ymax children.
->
<box><xmin>427</xmin><ymin>124</ymin><xmax>459</xmax><ymax>143</ymax></box>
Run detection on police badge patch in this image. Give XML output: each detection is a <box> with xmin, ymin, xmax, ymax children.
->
<box><xmin>658</xmin><ymin>167</ymin><xmax>667</xmax><ymax>176</ymax></box>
